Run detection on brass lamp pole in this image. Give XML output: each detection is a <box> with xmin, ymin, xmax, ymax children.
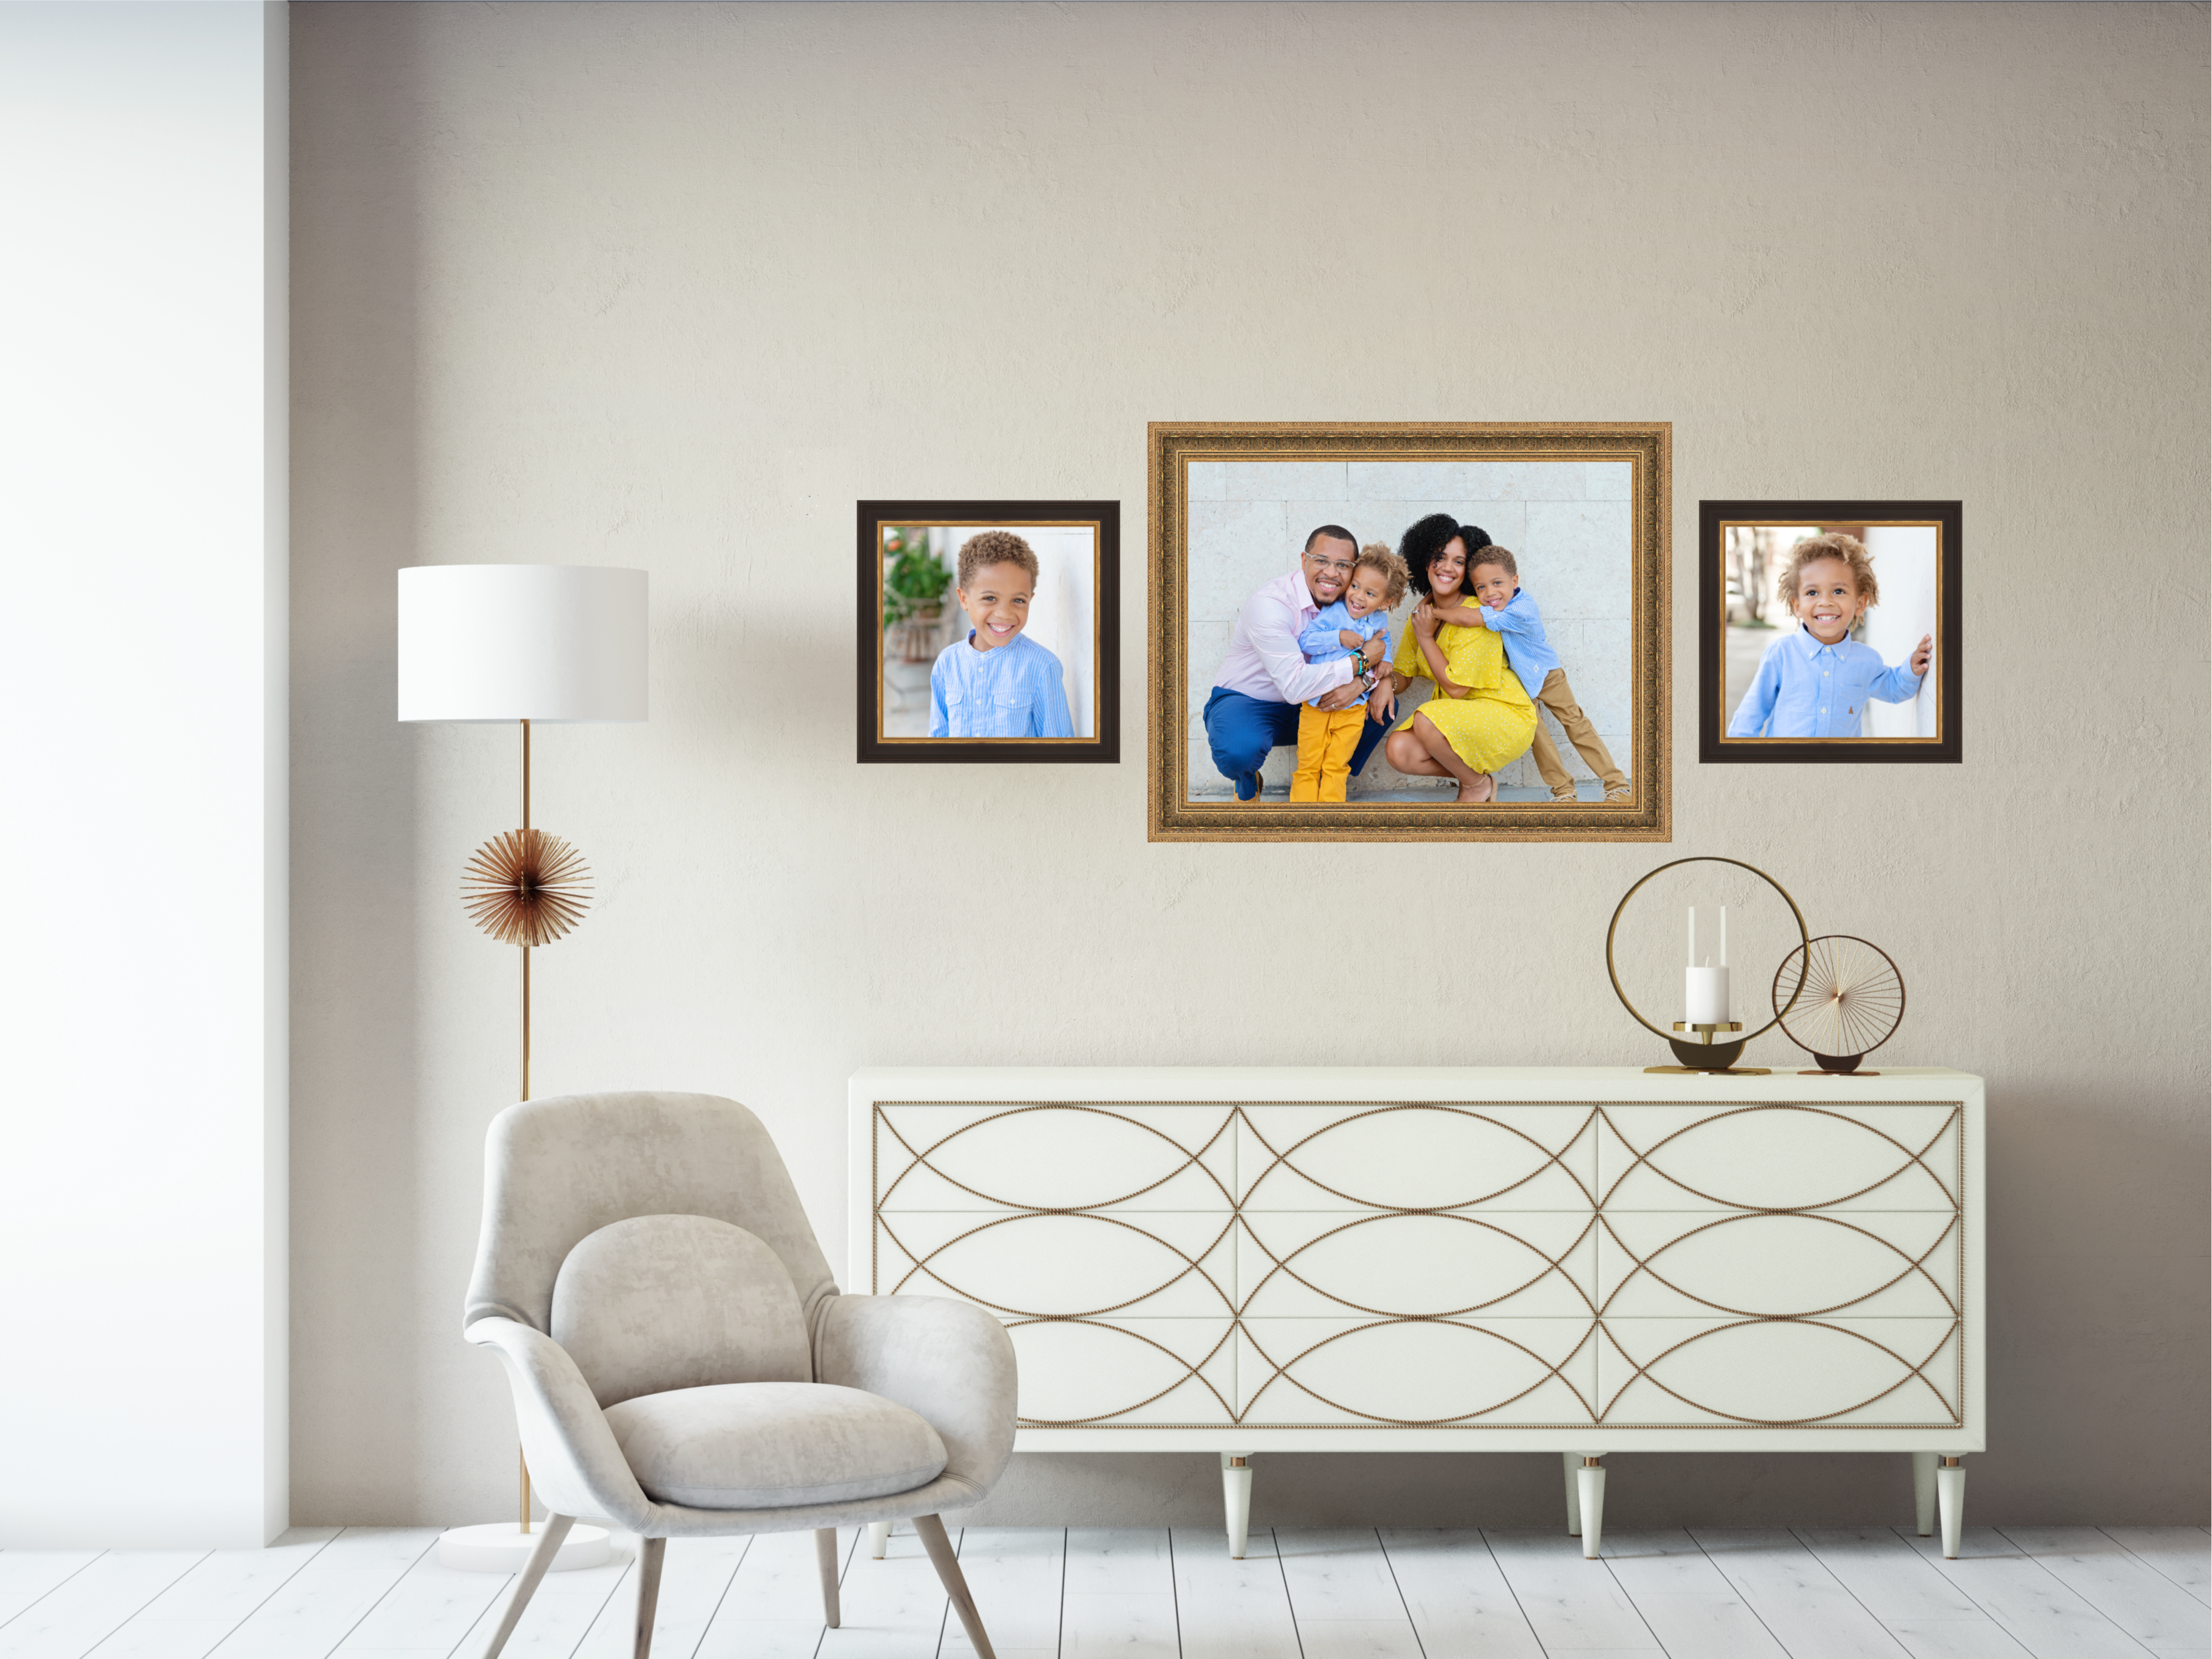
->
<box><xmin>461</xmin><ymin>717</ymin><xmax>591</xmax><ymax>1536</ymax></box>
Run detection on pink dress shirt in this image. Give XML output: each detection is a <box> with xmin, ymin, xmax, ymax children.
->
<box><xmin>1212</xmin><ymin>568</ymin><xmax>1356</xmax><ymax>705</ymax></box>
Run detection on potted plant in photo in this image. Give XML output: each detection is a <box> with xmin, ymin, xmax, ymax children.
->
<box><xmin>883</xmin><ymin>526</ymin><xmax>952</xmax><ymax>662</ymax></box>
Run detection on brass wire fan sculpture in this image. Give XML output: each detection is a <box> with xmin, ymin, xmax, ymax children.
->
<box><xmin>462</xmin><ymin>827</ymin><xmax>592</xmax><ymax>947</ymax></box>
<box><xmin>1771</xmin><ymin>934</ymin><xmax>1905</xmax><ymax>1074</ymax></box>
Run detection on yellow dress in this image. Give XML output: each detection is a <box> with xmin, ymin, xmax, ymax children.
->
<box><xmin>1391</xmin><ymin>617</ymin><xmax>1538</xmax><ymax>774</ymax></box>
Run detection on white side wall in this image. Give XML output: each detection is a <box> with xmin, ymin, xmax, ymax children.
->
<box><xmin>0</xmin><ymin>0</ymin><xmax>288</xmax><ymax>1547</ymax></box>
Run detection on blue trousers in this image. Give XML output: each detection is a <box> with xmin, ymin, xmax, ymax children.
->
<box><xmin>1204</xmin><ymin>686</ymin><xmax>1388</xmax><ymax>796</ymax></box>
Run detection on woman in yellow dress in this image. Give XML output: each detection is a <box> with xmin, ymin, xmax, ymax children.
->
<box><xmin>1375</xmin><ymin>518</ymin><xmax>1537</xmax><ymax>802</ymax></box>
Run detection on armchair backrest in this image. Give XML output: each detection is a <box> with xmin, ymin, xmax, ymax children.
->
<box><xmin>465</xmin><ymin>1091</ymin><xmax>838</xmax><ymax>1342</ymax></box>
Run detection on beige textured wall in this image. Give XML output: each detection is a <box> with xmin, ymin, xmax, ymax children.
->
<box><xmin>291</xmin><ymin>2</ymin><xmax>2209</xmax><ymax>1527</ymax></box>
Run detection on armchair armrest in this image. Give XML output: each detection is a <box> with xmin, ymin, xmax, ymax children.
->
<box><xmin>814</xmin><ymin>1295</ymin><xmax>1017</xmax><ymax>1505</ymax></box>
<box><xmin>465</xmin><ymin>1316</ymin><xmax>654</xmax><ymax>1531</ymax></box>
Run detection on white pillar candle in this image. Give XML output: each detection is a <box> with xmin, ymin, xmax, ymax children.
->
<box><xmin>1686</xmin><ymin>964</ymin><xmax>1731</xmax><ymax>1025</ymax></box>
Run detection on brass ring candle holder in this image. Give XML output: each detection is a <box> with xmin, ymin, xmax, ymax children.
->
<box><xmin>1605</xmin><ymin>857</ymin><xmax>1810</xmax><ymax>1074</ymax></box>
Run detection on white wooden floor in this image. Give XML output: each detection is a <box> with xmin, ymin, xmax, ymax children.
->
<box><xmin>1</xmin><ymin>1524</ymin><xmax>2204</xmax><ymax>1659</ymax></box>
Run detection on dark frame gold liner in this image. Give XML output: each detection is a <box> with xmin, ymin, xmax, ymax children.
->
<box><xmin>856</xmin><ymin>499</ymin><xmax>1121</xmax><ymax>765</ymax></box>
<box><xmin>1699</xmin><ymin>499</ymin><xmax>1963</xmax><ymax>766</ymax></box>
<box><xmin>1147</xmin><ymin>422</ymin><xmax>1672</xmax><ymax>843</ymax></box>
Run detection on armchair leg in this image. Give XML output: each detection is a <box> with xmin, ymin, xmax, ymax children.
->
<box><xmin>816</xmin><ymin>1528</ymin><xmax>842</xmax><ymax>1627</ymax></box>
<box><xmin>912</xmin><ymin>1514</ymin><xmax>995</xmax><ymax>1659</ymax></box>
<box><xmin>633</xmin><ymin>1536</ymin><xmax>666</xmax><ymax>1659</ymax></box>
<box><xmin>479</xmin><ymin>1513</ymin><xmax>573</xmax><ymax>1659</ymax></box>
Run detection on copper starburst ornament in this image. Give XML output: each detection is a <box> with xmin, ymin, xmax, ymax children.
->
<box><xmin>461</xmin><ymin>827</ymin><xmax>592</xmax><ymax>947</ymax></box>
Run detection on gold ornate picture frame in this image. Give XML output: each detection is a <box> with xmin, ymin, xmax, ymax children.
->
<box><xmin>1147</xmin><ymin>421</ymin><xmax>1671</xmax><ymax>842</ymax></box>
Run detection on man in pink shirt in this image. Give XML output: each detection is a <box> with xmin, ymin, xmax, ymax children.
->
<box><xmin>1204</xmin><ymin>525</ymin><xmax>1391</xmax><ymax>800</ymax></box>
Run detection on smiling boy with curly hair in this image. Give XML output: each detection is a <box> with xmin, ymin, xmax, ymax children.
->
<box><xmin>928</xmin><ymin>530</ymin><xmax>1074</xmax><ymax>739</ymax></box>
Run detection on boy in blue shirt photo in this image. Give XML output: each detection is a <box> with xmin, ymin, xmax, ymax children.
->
<box><xmin>1288</xmin><ymin>544</ymin><xmax>1406</xmax><ymax>801</ymax></box>
<box><xmin>1420</xmin><ymin>543</ymin><xmax>1631</xmax><ymax>802</ymax></box>
<box><xmin>1727</xmin><ymin>533</ymin><xmax>1931</xmax><ymax>739</ymax></box>
<box><xmin>928</xmin><ymin>530</ymin><xmax>1076</xmax><ymax>739</ymax></box>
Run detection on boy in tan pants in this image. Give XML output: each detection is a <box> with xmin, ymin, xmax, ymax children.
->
<box><xmin>1433</xmin><ymin>545</ymin><xmax>1631</xmax><ymax>802</ymax></box>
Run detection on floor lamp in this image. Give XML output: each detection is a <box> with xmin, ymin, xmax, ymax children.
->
<box><xmin>398</xmin><ymin>563</ymin><xmax>649</xmax><ymax>1575</ymax></box>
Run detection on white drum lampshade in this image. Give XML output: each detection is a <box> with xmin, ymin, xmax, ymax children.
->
<box><xmin>398</xmin><ymin>564</ymin><xmax>648</xmax><ymax>722</ymax></box>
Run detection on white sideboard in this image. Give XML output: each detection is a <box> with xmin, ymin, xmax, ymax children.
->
<box><xmin>848</xmin><ymin>1067</ymin><xmax>1984</xmax><ymax>1558</ymax></box>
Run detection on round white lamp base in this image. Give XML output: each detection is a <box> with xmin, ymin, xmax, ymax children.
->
<box><xmin>437</xmin><ymin>1521</ymin><xmax>613</xmax><ymax>1573</ymax></box>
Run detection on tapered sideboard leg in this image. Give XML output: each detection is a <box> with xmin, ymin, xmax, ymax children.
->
<box><xmin>1936</xmin><ymin>1458</ymin><xmax>1966</xmax><ymax>1559</ymax></box>
<box><xmin>1562</xmin><ymin>1452</ymin><xmax>1584</xmax><ymax>1536</ymax></box>
<box><xmin>1576</xmin><ymin>1458</ymin><xmax>1606</xmax><ymax>1560</ymax></box>
<box><xmin>1911</xmin><ymin>1452</ymin><xmax>1938</xmax><ymax>1536</ymax></box>
<box><xmin>1221</xmin><ymin>1454</ymin><xmax>1253</xmax><ymax>1559</ymax></box>
<box><xmin>867</xmin><ymin>1521</ymin><xmax>893</xmax><ymax>1559</ymax></box>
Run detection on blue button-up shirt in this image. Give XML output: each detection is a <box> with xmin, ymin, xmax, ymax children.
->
<box><xmin>1295</xmin><ymin>601</ymin><xmax>1390</xmax><ymax>707</ymax></box>
<box><xmin>1469</xmin><ymin>587</ymin><xmax>1561</xmax><ymax>697</ymax></box>
<box><xmin>930</xmin><ymin>632</ymin><xmax>1075</xmax><ymax>738</ymax></box>
<box><xmin>1728</xmin><ymin>628</ymin><xmax>1923</xmax><ymax>739</ymax></box>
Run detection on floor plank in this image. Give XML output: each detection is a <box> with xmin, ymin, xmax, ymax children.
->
<box><xmin>940</xmin><ymin>1528</ymin><xmax>1063</xmax><ymax>1659</ymax></box>
<box><xmin>1883</xmin><ymin>1621</ymin><xmax>2038</xmax><ymax>1659</ymax></box>
<box><xmin>1900</xmin><ymin>1528</ymin><xmax>2159</xmax><ymax>1659</ymax></box>
<box><xmin>1481</xmin><ymin>1530</ymin><xmax>1664</xmax><ymax>1655</ymax></box>
<box><xmin>572</xmin><ymin>1535</ymin><xmax>749</xmax><ymax>1659</ymax></box>
<box><xmin>205</xmin><ymin>1529</ymin><xmax>440</xmax><ymax>1659</ymax></box>
<box><xmin>1601</xmin><ymin>1530</ymin><xmax>1789</xmax><ymax>1658</ymax></box>
<box><xmin>1059</xmin><ymin>1530</ymin><xmax>1176</xmax><ymax>1659</ymax></box>
<box><xmin>816</xmin><ymin>1524</ymin><xmax>950</xmax><ymax>1659</ymax></box>
<box><xmin>1794</xmin><ymin>1527</ymin><xmax>1988</xmax><ymax>1626</ymax></box>
<box><xmin>0</xmin><ymin>1556</ymin><xmax>105</xmax><ymax>1631</ymax></box>
<box><xmin>328</xmin><ymin>1535</ymin><xmax>514</xmax><ymax>1656</ymax></box>
<box><xmin>695</xmin><ymin>1531</ymin><xmax>841</xmax><ymax>1655</ymax></box>
<box><xmin>447</xmin><ymin>1540</ymin><xmax>638</xmax><ymax>1659</ymax></box>
<box><xmin>1168</xmin><ymin>1529</ymin><xmax>1300</xmax><ymax>1659</ymax></box>
<box><xmin>1998</xmin><ymin>1527</ymin><xmax>2209</xmax><ymax>1652</ymax></box>
<box><xmin>2104</xmin><ymin>1530</ymin><xmax>2212</xmax><ymax>1608</ymax></box>
<box><xmin>1274</xmin><ymin>1530</ymin><xmax>1421</xmax><ymax>1659</ymax></box>
<box><xmin>1376</xmin><ymin>1529</ymin><xmax>1543</xmax><ymax>1659</ymax></box>
<box><xmin>84</xmin><ymin>1532</ymin><xmax>341</xmax><ymax>1659</ymax></box>
<box><xmin>694</xmin><ymin>1527</ymin><xmax>840</xmax><ymax>1659</ymax></box>
<box><xmin>0</xmin><ymin>1552</ymin><xmax>206</xmax><ymax>1659</ymax></box>
<box><xmin>1691</xmin><ymin>1528</ymin><xmax>1912</xmax><ymax>1659</ymax></box>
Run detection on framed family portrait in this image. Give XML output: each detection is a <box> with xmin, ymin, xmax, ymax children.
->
<box><xmin>1699</xmin><ymin>500</ymin><xmax>1962</xmax><ymax>765</ymax></box>
<box><xmin>856</xmin><ymin>499</ymin><xmax>1120</xmax><ymax>764</ymax></box>
<box><xmin>1147</xmin><ymin>421</ymin><xmax>1671</xmax><ymax>843</ymax></box>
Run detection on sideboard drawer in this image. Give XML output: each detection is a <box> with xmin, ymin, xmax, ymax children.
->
<box><xmin>1595</xmin><ymin>1316</ymin><xmax>1964</xmax><ymax>1427</ymax></box>
<box><xmin>874</xmin><ymin>1206</ymin><xmax>1235</xmax><ymax>1320</ymax></box>
<box><xmin>1595</xmin><ymin>1102</ymin><xmax>1962</xmax><ymax>1212</ymax></box>
<box><xmin>1238</xmin><ymin>1317</ymin><xmax>1597</xmax><ymax>1427</ymax></box>
<box><xmin>1238</xmin><ymin>1103</ymin><xmax>1597</xmax><ymax>1210</ymax></box>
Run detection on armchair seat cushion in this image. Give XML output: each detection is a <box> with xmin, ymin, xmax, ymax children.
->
<box><xmin>603</xmin><ymin>1381</ymin><xmax>948</xmax><ymax>1510</ymax></box>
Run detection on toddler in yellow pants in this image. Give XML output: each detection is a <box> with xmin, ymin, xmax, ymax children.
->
<box><xmin>1290</xmin><ymin>544</ymin><xmax>1409</xmax><ymax>802</ymax></box>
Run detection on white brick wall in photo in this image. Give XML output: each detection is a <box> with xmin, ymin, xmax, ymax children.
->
<box><xmin>1185</xmin><ymin>460</ymin><xmax>1634</xmax><ymax>800</ymax></box>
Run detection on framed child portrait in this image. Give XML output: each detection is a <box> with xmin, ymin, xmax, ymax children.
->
<box><xmin>1699</xmin><ymin>500</ymin><xmax>1962</xmax><ymax>766</ymax></box>
<box><xmin>1146</xmin><ymin>421</ymin><xmax>1671</xmax><ymax>843</ymax></box>
<box><xmin>857</xmin><ymin>499</ymin><xmax>1120</xmax><ymax>764</ymax></box>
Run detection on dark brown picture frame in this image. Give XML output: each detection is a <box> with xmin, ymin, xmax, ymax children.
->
<box><xmin>1148</xmin><ymin>421</ymin><xmax>1672</xmax><ymax>843</ymax></box>
<box><xmin>1699</xmin><ymin>500</ymin><xmax>1961</xmax><ymax>766</ymax></box>
<box><xmin>856</xmin><ymin>499</ymin><xmax>1120</xmax><ymax>764</ymax></box>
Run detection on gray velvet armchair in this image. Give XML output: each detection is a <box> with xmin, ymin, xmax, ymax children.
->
<box><xmin>463</xmin><ymin>1091</ymin><xmax>1018</xmax><ymax>1659</ymax></box>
